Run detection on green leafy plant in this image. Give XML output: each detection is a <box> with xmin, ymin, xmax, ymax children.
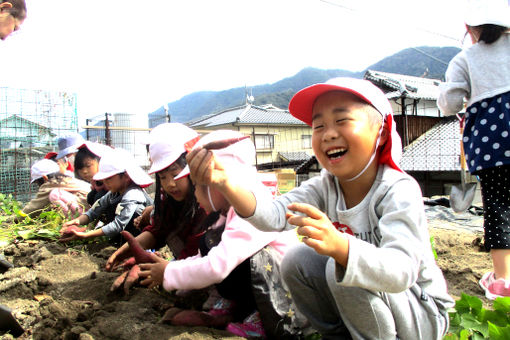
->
<box><xmin>445</xmin><ymin>293</ymin><xmax>510</xmax><ymax>339</ymax></box>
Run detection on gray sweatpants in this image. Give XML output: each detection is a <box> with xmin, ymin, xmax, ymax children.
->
<box><xmin>281</xmin><ymin>244</ymin><xmax>448</xmax><ymax>340</ymax></box>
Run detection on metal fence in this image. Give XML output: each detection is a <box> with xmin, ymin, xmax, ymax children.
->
<box><xmin>0</xmin><ymin>87</ymin><xmax>78</xmax><ymax>202</ymax></box>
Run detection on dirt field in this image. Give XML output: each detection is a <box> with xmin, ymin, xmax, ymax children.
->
<box><xmin>0</xmin><ymin>206</ymin><xmax>491</xmax><ymax>339</ymax></box>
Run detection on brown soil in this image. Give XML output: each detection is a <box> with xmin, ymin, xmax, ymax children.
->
<box><xmin>0</xmin><ymin>218</ymin><xmax>491</xmax><ymax>339</ymax></box>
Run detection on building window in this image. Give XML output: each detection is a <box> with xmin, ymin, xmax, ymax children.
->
<box><xmin>302</xmin><ymin>135</ymin><xmax>312</xmax><ymax>149</ymax></box>
<box><xmin>255</xmin><ymin>134</ymin><xmax>274</xmax><ymax>149</ymax></box>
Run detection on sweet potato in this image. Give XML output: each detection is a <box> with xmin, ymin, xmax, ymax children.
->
<box><xmin>120</xmin><ymin>231</ymin><xmax>154</xmax><ymax>264</ymax></box>
<box><xmin>123</xmin><ymin>265</ymin><xmax>141</xmax><ymax>295</ymax></box>
<box><xmin>110</xmin><ymin>271</ymin><xmax>128</xmax><ymax>292</ymax></box>
<box><xmin>202</xmin><ymin>135</ymin><xmax>250</xmax><ymax>150</ymax></box>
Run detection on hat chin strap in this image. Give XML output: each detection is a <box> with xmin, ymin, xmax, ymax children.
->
<box><xmin>207</xmin><ymin>186</ymin><xmax>217</xmax><ymax>212</ymax></box>
<box><xmin>345</xmin><ymin>123</ymin><xmax>383</xmax><ymax>182</ymax></box>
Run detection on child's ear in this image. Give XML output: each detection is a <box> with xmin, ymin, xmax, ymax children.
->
<box><xmin>379</xmin><ymin>120</ymin><xmax>389</xmax><ymax>145</ymax></box>
<box><xmin>42</xmin><ymin>175</ymin><xmax>49</xmax><ymax>182</ymax></box>
<box><xmin>0</xmin><ymin>2</ymin><xmax>13</xmax><ymax>13</ymax></box>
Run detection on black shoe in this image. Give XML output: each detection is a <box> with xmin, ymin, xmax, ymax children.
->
<box><xmin>0</xmin><ymin>254</ymin><xmax>14</xmax><ymax>274</ymax></box>
<box><xmin>0</xmin><ymin>304</ymin><xmax>24</xmax><ymax>337</ymax></box>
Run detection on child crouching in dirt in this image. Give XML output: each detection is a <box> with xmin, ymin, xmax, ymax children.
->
<box><xmin>22</xmin><ymin>159</ymin><xmax>90</xmax><ymax>218</ymax></box>
<box><xmin>105</xmin><ymin>123</ymin><xmax>208</xmax><ymax>295</ymax></box>
<box><xmin>59</xmin><ymin>148</ymin><xmax>153</xmax><ymax>245</ymax></box>
<box><xmin>139</xmin><ymin>130</ymin><xmax>307</xmax><ymax>339</ymax></box>
<box><xmin>187</xmin><ymin>78</ymin><xmax>455</xmax><ymax>339</ymax></box>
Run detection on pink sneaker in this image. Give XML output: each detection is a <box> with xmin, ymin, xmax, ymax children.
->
<box><xmin>479</xmin><ymin>272</ymin><xmax>510</xmax><ymax>300</ymax></box>
<box><xmin>226</xmin><ymin>311</ymin><xmax>266</xmax><ymax>339</ymax></box>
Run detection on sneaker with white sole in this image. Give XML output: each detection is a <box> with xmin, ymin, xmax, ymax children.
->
<box><xmin>479</xmin><ymin>271</ymin><xmax>510</xmax><ymax>300</ymax></box>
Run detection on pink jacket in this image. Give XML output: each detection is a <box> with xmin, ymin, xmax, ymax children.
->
<box><xmin>162</xmin><ymin>206</ymin><xmax>298</xmax><ymax>292</ymax></box>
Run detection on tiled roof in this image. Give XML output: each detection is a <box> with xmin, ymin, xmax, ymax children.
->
<box><xmin>364</xmin><ymin>70</ymin><xmax>441</xmax><ymax>101</ymax></box>
<box><xmin>278</xmin><ymin>151</ymin><xmax>312</xmax><ymax>162</ymax></box>
<box><xmin>187</xmin><ymin>104</ymin><xmax>306</xmax><ymax>127</ymax></box>
<box><xmin>400</xmin><ymin>116</ymin><xmax>461</xmax><ymax>171</ymax></box>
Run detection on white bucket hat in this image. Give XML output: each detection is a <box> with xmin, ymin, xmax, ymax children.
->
<box><xmin>93</xmin><ymin>148</ymin><xmax>153</xmax><ymax>188</ymax></box>
<box><xmin>31</xmin><ymin>159</ymin><xmax>60</xmax><ymax>183</ymax></box>
<box><xmin>464</xmin><ymin>0</ymin><xmax>510</xmax><ymax>27</ymax></box>
<box><xmin>289</xmin><ymin>77</ymin><xmax>402</xmax><ymax>173</ymax></box>
<box><xmin>56</xmin><ymin>133</ymin><xmax>85</xmax><ymax>160</ymax></box>
<box><xmin>148</xmin><ymin>123</ymin><xmax>199</xmax><ymax>179</ymax></box>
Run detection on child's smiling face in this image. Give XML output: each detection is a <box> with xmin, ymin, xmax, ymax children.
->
<box><xmin>311</xmin><ymin>91</ymin><xmax>383</xmax><ymax>182</ymax></box>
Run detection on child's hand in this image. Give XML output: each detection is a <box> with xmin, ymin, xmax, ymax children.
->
<box><xmin>134</xmin><ymin>206</ymin><xmax>152</xmax><ymax>229</ymax></box>
<box><xmin>59</xmin><ymin>229</ymin><xmax>89</xmax><ymax>242</ymax></box>
<box><xmin>139</xmin><ymin>253</ymin><xmax>169</xmax><ymax>289</ymax></box>
<box><xmin>62</xmin><ymin>218</ymin><xmax>80</xmax><ymax>230</ymax></box>
<box><xmin>286</xmin><ymin>203</ymin><xmax>349</xmax><ymax>267</ymax></box>
<box><xmin>186</xmin><ymin>146</ymin><xmax>227</xmax><ymax>188</ymax></box>
<box><xmin>105</xmin><ymin>247</ymin><xmax>132</xmax><ymax>272</ymax></box>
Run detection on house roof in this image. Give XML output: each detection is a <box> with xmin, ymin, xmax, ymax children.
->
<box><xmin>0</xmin><ymin>114</ymin><xmax>53</xmax><ymax>132</ymax></box>
<box><xmin>187</xmin><ymin>104</ymin><xmax>306</xmax><ymax>128</ymax></box>
<box><xmin>400</xmin><ymin>116</ymin><xmax>461</xmax><ymax>171</ymax></box>
<box><xmin>364</xmin><ymin>70</ymin><xmax>441</xmax><ymax>101</ymax></box>
<box><xmin>278</xmin><ymin>151</ymin><xmax>312</xmax><ymax>162</ymax></box>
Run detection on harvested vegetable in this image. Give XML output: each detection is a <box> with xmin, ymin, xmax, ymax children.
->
<box><xmin>202</xmin><ymin>135</ymin><xmax>250</xmax><ymax>150</ymax></box>
<box><xmin>120</xmin><ymin>231</ymin><xmax>154</xmax><ymax>264</ymax></box>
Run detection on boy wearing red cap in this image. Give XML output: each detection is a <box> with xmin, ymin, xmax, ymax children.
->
<box><xmin>187</xmin><ymin>78</ymin><xmax>454</xmax><ymax>339</ymax></box>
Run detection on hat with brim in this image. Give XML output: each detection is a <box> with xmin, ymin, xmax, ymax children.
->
<box><xmin>148</xmin><ymin>123</ymin><xmax>199</xmax><ymax>179</ymax></box>
<box><xmin>78</xmin><ymin>141</ymin><xmax>112</xmax><ymax>158</ymax></box>
<box><xmin>93</xmin><ymin>148</ymin><xmax>153</xmax><ymax>188</ymax></box>
<box><xmin>464</xmin><ymin>0</ymin><xmax>510</xmax><ymax>27</ymax></box>
<box><xmin>289</xmin><ymin>77</ymin><xmax>402</xmax><ymax>172</ymax></box>
<box><xmin>56</xmin><ymin>134</ymin><xmax>86</xmax><ymax>160</ymax></box>
<box><xmin>31</xmin><ymin>159</ymin><xmax>60</xmax><ymax>183</ymax></box>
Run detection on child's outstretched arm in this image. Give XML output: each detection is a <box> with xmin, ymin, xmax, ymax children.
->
<box><xmin>186</xmin><ymin>147</ymin><xmax>256</xmax><ymax>218</ymax></box>
<box><xmin>286</xmin><ymin>202</ymin><xmax>349</xmax><ymax>267</ymax></box>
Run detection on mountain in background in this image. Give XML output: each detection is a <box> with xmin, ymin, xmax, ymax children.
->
<box><xmin>150</xmin><ymin>46</ymin><xmax>460</xmax><ymax>124</ymax></box>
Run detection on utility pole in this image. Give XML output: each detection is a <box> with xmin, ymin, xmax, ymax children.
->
<box><xmin>105</xmin><ymin>113</ymin><xmax>112</xmax><ymax>146</ymax></box>
<box><xmin>86</xmin><ymin>118</ymin><xmax>90</xmax><ymax>140</ymax></box>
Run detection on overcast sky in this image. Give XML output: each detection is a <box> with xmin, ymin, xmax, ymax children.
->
<box><xmin>0</xmin><ymin>0</ymin><xmax>467</xmax><ymax>122</ymax></box>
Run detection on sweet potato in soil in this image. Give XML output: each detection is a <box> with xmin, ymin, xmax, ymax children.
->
<box><xmin>0</xmin><ymin>208</ymin><xmax>491</xmax><ymax>339</ymax></box>
<box><xmin>120</xmin><ymin>231</ymin><xmax>154</xmax><ymax>265</ymax></box>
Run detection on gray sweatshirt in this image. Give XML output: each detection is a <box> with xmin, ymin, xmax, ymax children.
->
<box><xmin>85</xmin><ymin>184</ymin><xmax>153</xmax><ymax>237</ymax></box>
<box><xmin>438</xmin><ymin>33</ymin><xmax>510</xmax><ymax>115</ymax></box>
<box><xmin>246</xmin><ymin>165</ymin><xmax>454</xmax><ymax>312</ymax></box>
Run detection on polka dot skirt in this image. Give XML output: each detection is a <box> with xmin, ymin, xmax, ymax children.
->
<box><xmin>477</xmin><ymin>165</ymin><xmax>510</xmax><ymax>250</ymax></box>
<box><xmin>463</xmin><ymin>91</ymin><xmax>510</xmax><ymax>173</ymax></box>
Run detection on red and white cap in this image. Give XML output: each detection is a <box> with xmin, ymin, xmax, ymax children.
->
<box><xmin>93</xmin><ymin>148</ymin><xmax>153</xmax><ymax>188</ymax></box>
<box><xmin>31</xmin><ymin>159</ymin><xmax>60</xmax><ymax>183</ymax></box>
<box><xmin>289</xmin><ymin>77</ymin><xmax>402</xmax><ymax>172</ymax></box>
<box><xmin>148</xmin><ymin>123</ymin><xmax>199</xmax><ymax>179</ymax></box>
<box><xmin>464</xmin><ymin>0</ymin><xmax>510</xmax><ymax>27</ymax></box>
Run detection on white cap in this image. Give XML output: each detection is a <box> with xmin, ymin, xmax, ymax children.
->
<box><xmin>78</xmin><ymin>141</ymin><xmax>113</xmax><ymax>158</ymax></box>
<box><xmin>56</xmin><ymin>133</ymin><xmax>85</xmax><ymax>159</ymax></box>
<box><xmin>148</xmin><ymin>123</ymin><xmax>199</xmax><ymax>179</ymax></box>
<box><xmin>93</xmin><ymin>148</ymin><xmax>153</xmax><ymax>188</ymax></box>
<box><xmin>465</xmin><ymin>0</ymin><xmax>510</xmax><ymax>27</ymax></box>
<box><xmin>31</xmin><ymin>159</ymin><xmax>60</xmax><ymax>183</ymax></box>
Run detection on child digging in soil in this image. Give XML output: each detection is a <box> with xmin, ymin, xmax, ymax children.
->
<box><xmin>22</xmin><ymin>159</ymin><xmax>90</xmax><ymax>218</ymax></box>
<box><xmin>187</xmin><ymin>78</ymin><xmax>455</xmax><ymax>339</ymax></box>
<box><xmin>139</xmin><ymin>130</ymin><xmax>307</xmax><ymax>339</ymax></box>
<box><xmin>59</xmin><ymin>148</ymin><xmax>153</xmax><ymax>245</ymax></box>
<box><xmin>438</xmin><ymin>0</ymin><xmax>510</xmax><ymax>300</ymax></box>
<box><xmin>105</xmin><ymin>123</ymin><xmax>208</xmax><ymax>295</ymax></box>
